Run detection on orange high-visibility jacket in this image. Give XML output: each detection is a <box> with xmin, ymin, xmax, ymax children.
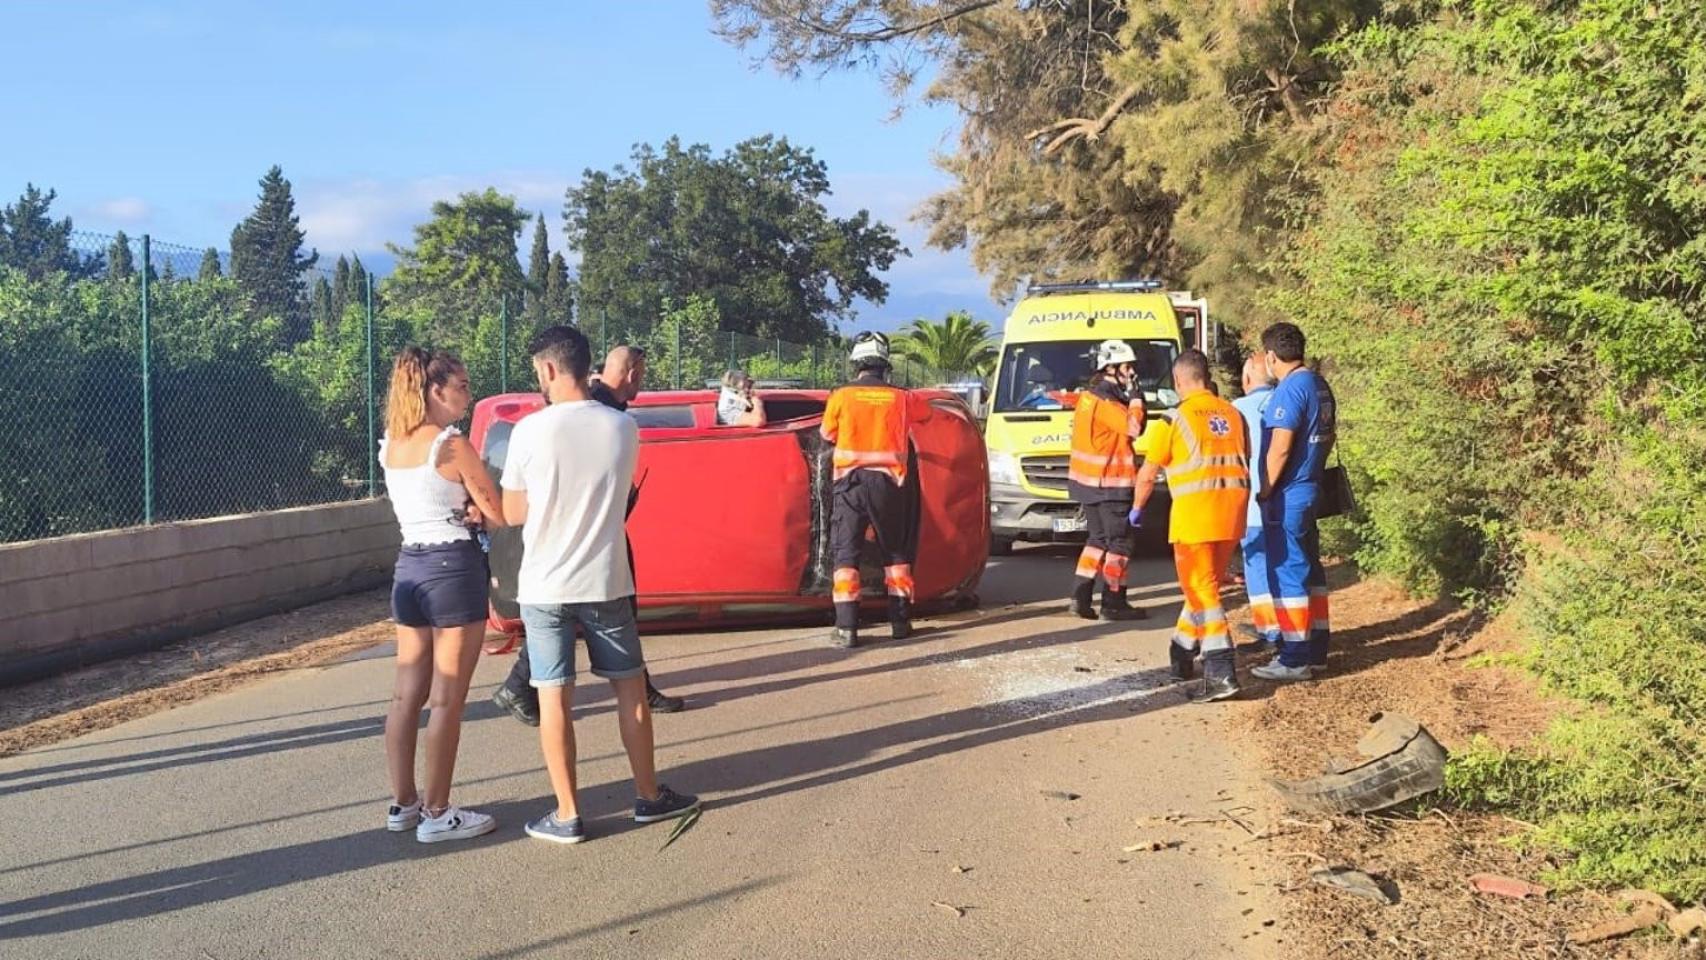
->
<box><xmin>1068</xmin><ymin>382</ymin><xmax>1145</xmax><ymax>493</ymax></box>
<box><xmin>821</xmin><ymin>378</ymin><xmax>912</xmax><ymax>483</ymax></box>
<box><xmin>1147</xmin><ymin>390</ymin><xmax>1251</xmax><ymax>543</ymax></box>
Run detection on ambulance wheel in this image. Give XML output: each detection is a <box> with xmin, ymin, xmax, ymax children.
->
<box><xmin>989</xmin><ymin>535</ymin><xmax>1014</xmax><ymax>557</ymax></box>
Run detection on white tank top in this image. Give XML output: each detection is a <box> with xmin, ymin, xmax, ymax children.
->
<box><xmin>381</xmin><ymin>426</ymin><xmax>474</xmax><ymax>546</ymax></box>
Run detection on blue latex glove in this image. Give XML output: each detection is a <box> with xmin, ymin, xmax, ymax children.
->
<box><xmin>1127</xmin><ymin>506</ymin><xmax>1145</xmax><ymax>528</ymax></box>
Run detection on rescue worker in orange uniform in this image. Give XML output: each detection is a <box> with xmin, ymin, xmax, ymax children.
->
<box><xmin>821</xmin><ymin>331</ymin><xmax>919</xmax><ymax>648</ymax></box>
<box><xmin>1131</xmin><ymin>349</ymin><xmax>1251</xmax><ymax>701</ymax></box>
<box><xmin>1066</xmin><ymin>339</ymin><xmax>1149</xmax><ymax>621</ymax></box>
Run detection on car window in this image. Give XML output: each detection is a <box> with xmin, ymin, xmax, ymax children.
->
<box><xmin>630</xmin><ymin>405</ymin><xmax>696</xmax><ymax>429</ymax></box>
<box><xmin>481</xmin><ymin>420</ymin><xmax>514</xmax><ymax>472</ymax></box>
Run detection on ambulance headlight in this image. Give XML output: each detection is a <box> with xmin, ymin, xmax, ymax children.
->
<box><xmin>987</xmin><ymin>451</ymin><xmax>1021</xmax><ymax>486</ymax></box>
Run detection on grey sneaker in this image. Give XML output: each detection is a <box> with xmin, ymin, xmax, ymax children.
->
<box><xmin>386</xmin><ymin>799</ymin><xmax>422</xmax><ymax>832</ymax></box>
<box><xmin>415</xmin><ymin>805</ymin><xmax>496</xmax><ymax>843</ymax></box>
<box><xmin>634</xmin><ymin>785</ymin><xmax>700</xmax><ymax>823</ymax></box>
<box><xmin>524</xmin><ymin>812</ymin><xmax>586</xmax><ymax>845</ymax></box>
<box><xmin>1251</xmin><ymin>661</ymin><xmax>1316</xmax><ymax>683</ymax></box>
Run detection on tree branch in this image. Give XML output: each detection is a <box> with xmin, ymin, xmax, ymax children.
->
<box><xmin>790</xmin><ymin>0</ymin><xmax>1003</xmax><ymax>43</ymax></box>
<box><xmin>1023</xmin><ymin>81</ymin><xmax>1143</xmax><ymax>155</ymax></box>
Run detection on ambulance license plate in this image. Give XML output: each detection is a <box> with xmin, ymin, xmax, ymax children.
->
<box><xmin>1053</xmin><ymin>515</ymin><xmax>1087</xmax><ymax>534</ymax></box>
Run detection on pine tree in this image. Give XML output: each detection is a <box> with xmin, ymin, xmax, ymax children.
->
<box><xmin>229</xmin><ymin>165</ymin><xmax>318</xmax><ymax>342</ymax></box>
<box><xmin>107</xmin><ymin>230</ymin><xmax>135</xmax><ymax>280</ymax></box>
<box><xmin>545</xmin><ymin>251</ymin><xmax>572</xmax><ymax>324</ymax></box>
<box><xmin>331</xmin><ymin>255</ymin><xmax>350</xmax><ymax>325</ymax></box>
<box><xmin>1</xmin><ymin>184</ymin><xmax>92</xmax><ymax>279</ymax></box>
<box><xmin>525</xmin><ymin>214</ymin><xmax>550</xmax><ymax>327</ymax></box>
<box><xmin>198</xmin><ymin>247</ymin><xmax>222</xmax><ymax>280</ymax></box>
<box><xmin>158</xmin><ymin>256</ymin><xmax>176</xmax><ymax>284</ymax></box>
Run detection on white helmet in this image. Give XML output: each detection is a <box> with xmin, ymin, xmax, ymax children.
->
<box><xmin>849</xmin><ymin>330</ymin><xmax>891</xmax><ymax>367</ymax></box>
<box><xmin>1095</xmin><ymin>339</ymin><xmax>1136</xmax><ymax>370</ymax></box>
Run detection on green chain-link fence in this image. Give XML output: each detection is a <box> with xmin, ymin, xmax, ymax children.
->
<box><xmin>0</xmin><ymin>232</ymin><xmax>969</xmax><ymax>545</ymax></box>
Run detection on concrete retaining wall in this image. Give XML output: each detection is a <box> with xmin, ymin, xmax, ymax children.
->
<box><xmin>0</xmin><ymin>500</ymin><xmax>400</xmax><ymax>687</ymax></box>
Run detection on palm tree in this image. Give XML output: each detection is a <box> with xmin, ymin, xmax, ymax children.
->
<box><xmin>891</xmin><ymin>311</ymin><xmax>998</xmax><ymax>378</ymax></box>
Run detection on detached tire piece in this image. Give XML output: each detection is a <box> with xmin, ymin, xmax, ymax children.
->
<box><xmin>1270</xmin><ymin>713</ymin><xmax>1448</xmax><ymax>816</ymax></box>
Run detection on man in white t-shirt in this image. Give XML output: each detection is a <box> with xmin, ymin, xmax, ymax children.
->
<box><xmin>500</xmin><ymin>325</ymin><xmax>699</xmax><ymax>845</ymax></box>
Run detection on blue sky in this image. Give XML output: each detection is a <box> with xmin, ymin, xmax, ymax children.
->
<box><xmin>0</xmin><ymin>1</ymin><xmax>1003</xmax><ymax>329</ymax></box>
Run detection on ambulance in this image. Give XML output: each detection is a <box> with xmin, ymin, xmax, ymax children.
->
<box><xmin>985</xmin><ymin>280</ymin><xmax>1213</xmax><ymax>554</ymax></box>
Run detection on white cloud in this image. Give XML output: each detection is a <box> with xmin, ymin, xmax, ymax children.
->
<box><xmin>290</xmin><ymin>169</ymin><xmax>999</xmax><ymax>319</ymax></box>
<box><xmin>294</xmin><ymin>173</ymin><xmax>566</xmax><ymax>255</ymax></box>
<box><xmin>91</xmin><ymin>197</ymin><xmax>152</xmax><ymax>224</ymax></box>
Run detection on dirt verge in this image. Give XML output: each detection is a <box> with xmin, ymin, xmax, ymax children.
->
<box><xmin>0</xmin><ymin>589</ymin><xmax>392</xmax><ymax>758</ymax></box>
<box><xmin>1226</xmin><ymin>568</ymin><xmax>1693</xmax><ymax>959</ymax></box>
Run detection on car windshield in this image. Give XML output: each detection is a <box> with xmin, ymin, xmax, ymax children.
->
<box><xmin>629</xmin><ymin>405</ymin><xmax>696</xmax><ymax>429</ymax></box>
<box><xmin>993</xmin><ymin>339</ymin><xmax>1179</xmax><ymax>413</ymax></box>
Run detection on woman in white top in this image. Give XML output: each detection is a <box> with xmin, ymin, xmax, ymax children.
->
<box><xmin>380</xmin><ymin>347</ymin><xmax>505</xmax><ymax>843</ymax></box>
<box><xmin>716</xmin><ymin>369</ymin><xmax>767</xmax><ymax>427</ymax></box>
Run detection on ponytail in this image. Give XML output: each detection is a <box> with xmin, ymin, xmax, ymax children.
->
<box><xmin>384</xmin><ymin>346</ymin><xmax>464</xmax><ymax>439</ymax></box>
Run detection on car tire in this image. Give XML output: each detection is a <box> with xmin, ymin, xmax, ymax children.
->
<box><xmin>989</xmin><ymin>536</ymin><xmax>1014</xmax><ymax>557</ymax></box>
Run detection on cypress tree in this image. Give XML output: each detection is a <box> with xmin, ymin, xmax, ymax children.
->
<box><xmin>311</xmin><ymin>275</ymin><xmax>335</xmax><ymax>334</ymax></box>
<box><xmin>198</xmin><ymin>247</ymin><xmax>222</xmax><ymax>280</ymax></box>
<box><xmin>545</xmin><ymin>251</ymin><xmax>572</xmax><ymax>324</ymax></box>
<box><xmin>332</xmin><ymin>255</ymin><xmax>351</xmax><ymax>325</ymax></box>
<box><xmin>525</xmin><ymin>214</ymin><xmax>550</xmax><ymax>326</ymax></box>
<box><xmin>107</xmin><ymin>230</ymin><xmax>135</xmax><ymax>280</ymax></box>
<box><xmin>348</xmin><ymin>254</ymin><xmax>370</xmax><ymax>309</ymax></box>
<box><xmin>229</xmin><ymin>165</ymin><xmax>318</xmax><ymax>342</ymax></box>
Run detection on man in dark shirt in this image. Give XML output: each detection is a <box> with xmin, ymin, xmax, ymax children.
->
<box><xmin>493</xmin><ymin>345</ymin><xmax>687</xmax><ymax>722</ymax></box>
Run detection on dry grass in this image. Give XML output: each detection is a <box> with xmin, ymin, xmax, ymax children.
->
<box><xmin>1225</xmin><ymin>568</ymin><xmax>1696</xmax><ymax>960</ymax></box>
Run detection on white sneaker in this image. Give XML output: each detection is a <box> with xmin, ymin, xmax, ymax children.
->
<box><xmin>386</xmin><ymin>799</ymin><xmax>422</xmax><ymax>832</ymax></box>
<box><xmin>1251</xmin><ymin>661</ymin><xmax>1316</xmax><ymax>683</ymax></box>
<box><xmin>415</xmin><ymin>806</ymin><xmax>496</xmax><ymax>843</ymax></box>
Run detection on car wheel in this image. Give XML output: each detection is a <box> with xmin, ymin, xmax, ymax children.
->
<box><xmin>989</xmin><ymin>536</ymin><xmax>1014</xmax><ymax>557</ymax></box>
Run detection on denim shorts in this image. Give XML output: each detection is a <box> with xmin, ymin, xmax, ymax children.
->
<box><xmin>391</xmin><ymin>540</ymin><xmax>490</xmax><ymax>628</ymax></box>
<box><xmin>520</xmin><ymin>599</ymin><xmax>646</xmax><ymax>686</ymax></box>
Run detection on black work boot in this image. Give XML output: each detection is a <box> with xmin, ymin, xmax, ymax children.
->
<box><xmin>830</xmin><ymin>602</ymin><xmax>860</xmax><ymax>648</ymax></box>
<box><xmin>1100</xmin><ymin>589</ymin><xmax>1147</xmax><ymax>621</ymax></box>
<box><xmin>492</xmin><ymin>685</ymin><xmax>540</xmax><ymax>727</ymax></box>
<box><xmin>646</xmin><ymin>675</ymin><xmax>686</xmax><ymax>713</ymax></box>
<box><xmin>1168</xmin><ymin>642</ymin><xmax>1196</xmax><ymax>684</ymax></box>
<box><xmin>1191</xmin><ymin>652</ymin><xmax>1240</xmax><ymax>702</ymax></box>
<box><xmin>889</xmin><ymin>596</ymin><xmax>913</xmax><ymax>641</ymax></box>
<box><xmin>1068</xmin><ymin>578</ymin><xmax>1097</xmax><ymax>620</ymax></box>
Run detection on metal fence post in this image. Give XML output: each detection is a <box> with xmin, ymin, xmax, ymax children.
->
<box><xmin>140</xmin><ymin>234</ymin><xmax>154</xmax><ymax>524</ymax></box>
<box><xmin>673</xmin><ymin>321</ymin><xmax>682</xmax><ymax>390</ymax></box>
<box><xmin>728</xmin><ymin>331</ymin><xmax>736</xmax><ymax>372</ymax></box>
<box><xmin>811</xmin><ymin>343</ymin><xmax>819</xmax><ymax>388</ymax></box>
<box><xmin>600</xmin><ymin>307</ymin><xmax>608</xmax><ymax>358</ymax></box>
<box><xmin>774</xmin><ymin>337</ymin><xmax>782</xmax><ymax>373</ymax></box>
<box><xmin>499</xmin><ymin>295</ymin><xmax>509</xmax><ymax>394</ymax></box>
<box><xmin>365</xmin><ymin>275</ymin><xmax>377</xmax><ymax>498</ymax></box>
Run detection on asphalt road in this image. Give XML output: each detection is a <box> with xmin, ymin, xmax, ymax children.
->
<box><xmin>0</xmin><ymin>546</ymin><xmax>1279</xmax><ymax>960</ymax></box>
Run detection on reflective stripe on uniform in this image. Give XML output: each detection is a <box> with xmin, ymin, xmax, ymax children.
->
<box><xmin>1100</xmin><ymin>552</ymin><xmax>1129</xmax><ymax>588</ymax></box>
<box><xmin>833</xmin><ymin>567</ymin><xmax>861</xmax><ymax>604</ymax></box>
<box><xmin>884</xmin><ymin>563</ymin><xmax>915</xmax><ymax>600</ymax></box>
<box><xmin>1075</xmin><ymin>546</ymin><xmax>1106</xmax><ymax>579</ymax></box>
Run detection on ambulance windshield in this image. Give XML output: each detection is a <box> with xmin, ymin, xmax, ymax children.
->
<box><xmin>994</xmin><ymin>339</ymin><xmax>1178</xmax><ymax>413</ymax></box>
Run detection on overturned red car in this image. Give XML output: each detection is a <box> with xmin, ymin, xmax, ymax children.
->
<box><xmin>470</xmin><ymin>388</ymin><xmax>989</xmax><ymax>636</ymax></box>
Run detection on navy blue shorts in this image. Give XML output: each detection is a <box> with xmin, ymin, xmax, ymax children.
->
<box><xmin>391</xmin><ymin>540</ymin><xmax>490</xmax><ymax>628</ymax></box>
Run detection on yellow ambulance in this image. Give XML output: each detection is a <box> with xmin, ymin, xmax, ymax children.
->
<box><xmin>985</xmin><ymin>280</ymin><xmax>1210</xmax><ymax>554</ymax></box>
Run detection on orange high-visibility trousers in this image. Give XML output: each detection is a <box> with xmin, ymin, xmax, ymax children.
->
<box><xmin>1171</xmin><ymin>541</ymin><xmax>1236</xmax><ymax>655</ymax></box>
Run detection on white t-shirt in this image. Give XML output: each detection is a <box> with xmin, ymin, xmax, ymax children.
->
<box><xmin>716</xmin><ymin>387</ymin><xmax>750</xmax><ymax>425</ymax></box>
<box><xmin>500</xmin><ymin>399</ymin><xmax>638</xmax><ymax>605</ymax></box>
